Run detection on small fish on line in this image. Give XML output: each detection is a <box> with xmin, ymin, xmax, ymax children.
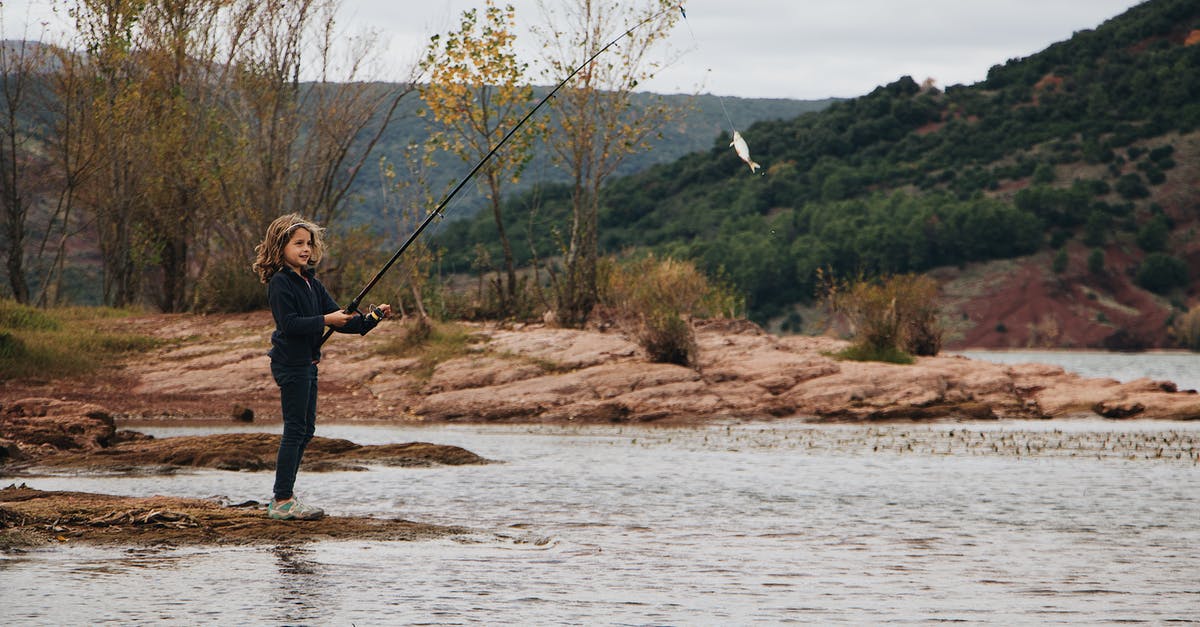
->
<box><xmin>730</xmin><ymin>131</ymin><xmax>761</xmax><ymax>174</ymax></box>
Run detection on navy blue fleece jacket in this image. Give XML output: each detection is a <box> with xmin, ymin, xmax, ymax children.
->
<box><xmin>267</xmin><ymin>267</ymin><xmax>379</xmax><ymax>365</ymax></box>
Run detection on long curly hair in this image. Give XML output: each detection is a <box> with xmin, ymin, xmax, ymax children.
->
<box><xmin>252</xmin><ymin>213</ymin><xmax>326</xmax><ymax>283</ymax></box>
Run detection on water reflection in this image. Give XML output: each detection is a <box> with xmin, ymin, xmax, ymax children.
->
<box><xmin>268</xmin><ymin>545</ymin><xmax>328</xmax><ymax>624</ymax></box>
<box><xmin>273</xmin><ymin>545</ymin><xmax>319</xmax><ymax>575</ymax></box>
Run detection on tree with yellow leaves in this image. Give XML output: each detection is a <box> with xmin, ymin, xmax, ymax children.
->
<box><xmin>420</xmin><ymin>0</ymin><xmax>539</xmax><ymax>317</ymax></box>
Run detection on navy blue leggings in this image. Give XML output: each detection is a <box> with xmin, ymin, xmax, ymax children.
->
<box><xmin>271</xmin><ymin>362</ymin><xmax>318</xmax><ymax>501</ymax></box>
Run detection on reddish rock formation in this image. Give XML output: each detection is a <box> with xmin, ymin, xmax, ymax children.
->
<box><xmin>399</xmin><ymin>319</ymin><xmax>1200</xmax><ymax>423</ymax></box>
<box><xmin>4</xmin><ymin>312</ymin><xmax>1199</xmax><ymax>427</ymax></box>
<box><xmin>0</xmin><ymin>398</ymin><xmax>147</xmax><ymax>460</ymax></box>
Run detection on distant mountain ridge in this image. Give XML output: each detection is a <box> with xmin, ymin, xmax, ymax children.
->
<box><xmin>345</xmin><ymin>90</ymin><xmax>835</xmax><ymax>220</ymax></box>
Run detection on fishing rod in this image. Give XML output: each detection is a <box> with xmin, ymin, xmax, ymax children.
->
<box><xmin>321</xmin><ymin>3</ymin><xmax>681</xmax><ymax>346</ymax></box>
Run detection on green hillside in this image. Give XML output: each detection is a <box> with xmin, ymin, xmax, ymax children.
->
<box><xmin>433</xmin><ymin>0</ymin><xmax>1200</xmax><ymax>331</ymax></box>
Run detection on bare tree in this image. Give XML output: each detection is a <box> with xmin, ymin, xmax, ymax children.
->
<box><xmin>0</xmin><ymin>24</ymin><xmax>48</xmax><ymax>302</ymax></box>
<box><xmin>52</xmin><ymin>0</ymin><xmax>418</xmax><ymax>310</ymax></box>
<box><xmin>38</xmin><ymin>44</ymin><xmax>103</xmax><ymax>307</ymax></box>
<box><xmin>533</xmin><ymin>0</ymin><xmax>680</xmax><ymax>326</ymax></box>
<box><xmin>211</xmin><ymin>0</ymin><xmax>420</xmax><ymax>298</ymax></box>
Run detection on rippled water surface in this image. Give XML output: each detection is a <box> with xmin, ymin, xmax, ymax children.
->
<box><xmin>3</xmin><ymin>353</ymin><xmax>1200</xmax><ymax>624</ymax></box>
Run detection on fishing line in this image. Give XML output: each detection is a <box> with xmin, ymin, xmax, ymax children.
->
<box><xmin>676</xmin><ymin>5</ymin><xmax>762</xmax><ymax>174</ymax></box>
<box><xmin>320</xmin><ymin>1</ymin><xmax>682</xmax><ymax>346</ymax></box>
<box><xmin>676</xmin><ymin>5</ymin><xmax>737</xmax><ymax>136</ymax></box>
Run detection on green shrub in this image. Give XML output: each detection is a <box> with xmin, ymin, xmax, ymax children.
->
<box><xmin>1088</xmin><ymin>248</ymin><xmax>1105</xmax><ymax>274</ymax></box>
<box><xmin>1139</xmin><ymin>162</ymin><xmax>1166</xmax><ymax>185</ymax></box>
<box><xmin>832</xmin><ymin>343</ymin><xmax>914</xmax><ymax>365</ymax></box>
<box><xmin>638</xmin><ymin>311</ymin><xmax>696</xmax><ymax>366</ymax></box>
<box><xmin>1135</xmin><ymin>253</ymin><xmax>1189</xmax><ymax>294</ymax></box>
<box><xmin>1083</xmin><ymin>211</ymin><xmax>1109</xmax><ymax>247</ymax></box>
<box><xmin>892</xmin><ymin>274</ymin><xmax>943</xmax><ymax>356</ymax></box>
<box><xmin>1136</xmin><ymin>215</ymin><xmax>1169</xmax><ymax>252</ymax></box>
<box><xmin>1032</xmin><ymin>162</ymin><xmax>1056</xmax><ymax>184</ymax></box>
<box><xmin>1073</xmin><ymin>179</ymin><xmax>1110</xmax><ymax>197</ymax></box>
<box><xmin>194</xmin><ymin>257</ymin><xmax>268</xmax><ymax>313</ymax></box>
<box><xmin>1115</xmin><ymin>172</ymin><xmax>1149</xmax><ymax>199</ymax></box>
<box><xmin>1148</xmin><ymin>145</ymin><xmax>1174</xmax><ymax>163</ymax></box>
<box><xmin>1052</xmin><ymin>248</ymin><xmax>1069</xmax><ymax>274</ymax></box>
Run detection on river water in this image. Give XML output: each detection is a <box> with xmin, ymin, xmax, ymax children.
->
<box><xmin>956</xmin><ymin>349</ymin><xmax>1200</xmax><ymax>392</ymax></box>
<box><xmin>3</xmin><ymin>352</ymin><xmax>1200</xmax><ymax>624</ymax></box>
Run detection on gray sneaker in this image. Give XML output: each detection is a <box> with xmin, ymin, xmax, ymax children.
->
<box><xmin>268</xmin><ymin>498</ymin><xmax>325</xmax><ymax>520</ymax></box>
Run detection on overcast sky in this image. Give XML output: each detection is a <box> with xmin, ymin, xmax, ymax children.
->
<box><xmin>2</xmin><ymin>0</ymin><xmax>1147</xmax><ymax>100</ymax></box>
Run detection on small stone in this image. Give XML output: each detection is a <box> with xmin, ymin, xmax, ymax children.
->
<box><xmin>0</xmin><ymin>438</ymin><xmax>23</xmax><ymax>462</ymax></box>
<box><xmin>231</xmin><ymin>405</ymin><xmax>254</xmax><ymax>423</ymax></box>
<box><xmin>1092</xmin><ymin>400</ymin><xmax>1145</xmax><ymax>419</ymax></box>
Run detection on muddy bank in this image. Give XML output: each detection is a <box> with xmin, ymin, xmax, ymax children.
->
<box><xmin>0</xmin><ymin>485</ymin><xmax>470</xmax><ymax>548</ymax></box>
<box><xmin>0</xmin><ymin>400</ymin><xmax>493</xmax><ymax>549</ymax></box>
<box><xmin>0</xmin><ymin>398</ymin><xmax>491</xmax><ymax>476</ymax></box>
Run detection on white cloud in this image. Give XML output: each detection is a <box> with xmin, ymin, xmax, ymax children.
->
<box><xmin>1</xmin><ymin>0</ymin><xmax>1147</xmax><ymax>99</ymax></box>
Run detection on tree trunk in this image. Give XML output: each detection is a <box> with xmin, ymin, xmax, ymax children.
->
<box><xmin>2</xmin><ymin>161</ymin><xmax>29</xmax><ymax>302</ymax></box>
<box><xmin>487</xmin><ymin>170</ymin><xmax>518</xmax><ymax>313</ymax></box>
<box><xmin>560</xmin><ymin>180</ymin><xmax>598</xmax><ymax>327</ymax></box>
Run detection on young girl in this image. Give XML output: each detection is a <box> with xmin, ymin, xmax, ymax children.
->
<box><xmin>252</xmin><ymin>213</ymin><xmax>391</xmax><ymax>520</ymax></box>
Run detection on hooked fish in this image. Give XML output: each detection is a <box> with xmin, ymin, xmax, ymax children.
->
<box><xmin>730</xmin><ymin>131</ymin><xmax>761</xmax><ymax>173</ymax></box>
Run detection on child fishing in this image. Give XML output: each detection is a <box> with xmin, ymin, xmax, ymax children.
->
<box><xmin>252</xmin><ymin>213</ymin><xmax>392</xmax><ymax>520</ymax></box>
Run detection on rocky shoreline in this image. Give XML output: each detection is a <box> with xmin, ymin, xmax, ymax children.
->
<box><xmin>4</xmin><ymin>312</ymin><xmax>1200</xmax><ymax>548</ymax></box>
<box><xmin>5</xmin><ymin>312</ymin><xmax>1200</xmax><ymax>425</ymax></box>
<box><xmin>0</xmin><ymin>396</ymin><xmax>492</xmax><ymax>548</ymax></box>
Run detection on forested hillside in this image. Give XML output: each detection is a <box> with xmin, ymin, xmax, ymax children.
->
<box><xmin>434</xmin><ymin>0</ymin><xmax>1200</xmax><ymax>348</ymax></box>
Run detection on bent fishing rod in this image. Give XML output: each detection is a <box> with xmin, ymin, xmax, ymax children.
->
<box><xmin>320</xmin><ymin>4</ymin><xmax>680</xmax><ymax>346</ymax></box>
